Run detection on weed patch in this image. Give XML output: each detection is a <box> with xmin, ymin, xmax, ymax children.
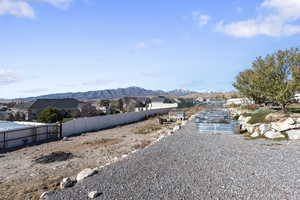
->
<box><xmin>33</xmin><ymin>151</ymin><xmax>73</xmax><ymax>164</ymax></box>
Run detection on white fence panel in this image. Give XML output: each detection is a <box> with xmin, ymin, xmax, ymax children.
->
<box><xmin>62</xmin><ymin>108</ymin><xmax>171</xmax><ymax>137</ymax></box>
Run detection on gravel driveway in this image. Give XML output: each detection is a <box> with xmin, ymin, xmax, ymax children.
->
<box><xmin>47</xmin><ymin>122</ymin><xmax>300</xmax><ymax>200</ymax></box>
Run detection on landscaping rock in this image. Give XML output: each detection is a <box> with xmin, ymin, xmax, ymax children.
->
<box><xmin>173</xmin><ymin>126</ymin><xmax>180</xmax><ymax>132</ymax></box>
<box><xmin>250</xmin><ymin>130</ymin><xmax>260</xmax><ymax>138</ymax></box>
<box><xmin>60</xmin><ymin>177</ymin><xmax>76</xmax><ymax>189</ymax></box>
<box><xmin>258</xmin><ymin>124</ymin><xmax>271</xmax><ymax>135</ymax></box>
<box><xmin>265</xmin><ymin>112</ymin><xmax>287</xmax><ymax>122</ymax></box>
<box><xmin>62</xmin><ymin>137</ymin><xmax>69</xmax><ymax>141</ymax></box>
<box><xmin>245</xmin><ymin>124</ymin><xmax>259</xmax><ymax>134</ymax></box>
<box><xmin>286</xmin><ymin>130</ymin><xmax>300</xmax><ymax>140</ymax></box>
<box><xmin>271</xmin><ymin>118</ymin><xmax>297</xmax><ymax>132</ymax></box>
<box><xmin>40</xmin><ymin>191</ymin><xmax>50</xmax><ymax>199</ymax></box>
<box><xmin>264</xmin><ymin>130</ymin><xmax>285</xmax><ymax>139</ymax></box>
<box><xmin>286</xmin><ymin>118</ymin><xmax>295</xmax><ymax>125</ymax></box>
<box><xmin>88</xmin><ymin>191</ymin><xmax>102</xmax><ymax>199</ymax></box>
<box><xmin>76</xmin><ymin>168</ymin><xmax>97</xmax><ymax>182</ymax></box>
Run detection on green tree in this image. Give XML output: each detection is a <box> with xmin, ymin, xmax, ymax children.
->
<box><xmin>233</xmin><ymin>48</ymin><xmax>300</xmax><ymax>112</ymax></box>
<box><xmin>37</xmin><ymin>107</ymin><xmax>64</xmax><ymax>123</ymax></box>
<box><xmin>233</xmin><ymin>69</ymin><xmax>266</xmax><ymax>104</ymax></box>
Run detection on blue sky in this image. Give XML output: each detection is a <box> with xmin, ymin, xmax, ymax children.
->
<box><xmin>1</xmin><ymin>0</ymin><xmax>300</xmax><ymax>98</ymax></box>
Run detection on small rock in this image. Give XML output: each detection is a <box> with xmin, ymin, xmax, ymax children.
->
<box><xmin>40</xmin><ymin>191</ymin><xmax>50</xmax><ymax>200</ymax></box>
<box><xmin>259</xmin><ymin>124</ymin><xmax>271</xmax><ymax>135</ymax></box>
<box><xmin>173</xmin><ymin>126</ymin><xmax>180</xmax><ymax>132</ymax></box>
<box><xmin>264</xmin><ymin>130</ymin><xmax>285</xmax><ymax>139</ymax></box>
<box><xmin>285</xmin><ymin>117</ymin><xmax>295</xmax><ymax>125</ymax></box>
<box><xmin>286</xmin><ymin>130</ymin><xmax>300</xmax><ymax>140</ymax></box>
<box><xmin>88</xmin><ymin>191</ymin><xmax>102</xmax><ymax>199</ymax></box>
<box><xmin>250</xmin><ymin>131</ymin><xmax>260</xmax><ymax>138</ymax></box>
<box><xmin>76</xmin><ymin>168</ymin><xmax>97</xmax><ymax>182</ymax></box>
<box><xmin>62</xmin><ymin>137</ymin><xmax>69</xmax><ymax>141</ymax></box>
<box><xmin>60</xmin><ymin>177</ymin><xmax>76</xmax><ymax>189</ymax></box>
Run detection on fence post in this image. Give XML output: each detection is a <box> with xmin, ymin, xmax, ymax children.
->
<box><xmin>3</xmin><ymin>132</ymin><xmax>6</xmax><ymax>150</ymax></box>
<box><xmin>59</xmin><ymin>122</ymin><xmax>63</xmax><ymax>139</ymax></box>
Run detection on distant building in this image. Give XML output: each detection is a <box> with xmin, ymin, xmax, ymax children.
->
<box><xmin>169</xmin><ymin>110</ymin><xmax>186</xmax><ymax>121</ymax></box>
<box><xmin>226</xmin><ymin>98</ymin><xmax>254</xmax><ymax>106</ymax></box>
<box><xmin>12</xmin><ymin>98</ymin><xmax>95</xmax><ymax>121</ymax></box>
<box><xmin>295</xmin><ymin>93</ymin><xmax>300</xmax><ymax>103</ymax></box>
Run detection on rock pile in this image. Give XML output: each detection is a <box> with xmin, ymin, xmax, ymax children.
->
<box><xmin>239</xmin><ymin>115</ymin><xmax>300</xmax><ymax>140</ymax></box>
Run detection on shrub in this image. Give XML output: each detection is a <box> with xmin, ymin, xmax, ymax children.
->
<box><xmin>240</xmin><ymin>104</ymin><xmax>260</xmax><ymax>111</ymax></box>
<box><xmin>232</xmin><ymin>114</ymin><xmax>240</xmax><ymax>120</ymax></box>
<box><xmin>37</xmin><ymin>107</ymin><xmax>64</xmax><ymax>123</ymax></box>
<box><xmin>134</xmin><ymin>124</ymin><xmax>161</xmax><ymax>134</ymax></box>
<box><xmin>247</xmin><ymin>108</ymin><xmax>272</xmax><ymax>124</ymax></box>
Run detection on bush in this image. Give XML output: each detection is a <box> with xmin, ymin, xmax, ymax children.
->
<box><xmin>240</xmin><ymin>104</ymin><xmax>260</xmax><ymax>111</ymax></box>
<box><xmin>232</xmin><ymin>114</ymin><xmax>240</xmax><ymax>120</ymax></box>
<box><xmin>247</xmin><ymin>108</ymin><xmax>272</xmax><ymax>124</ymax></box>
<box><xmin>134</xmin><ymin>124</ymin><xmax>162</xmax><ymax>134</ymax></box>
<box><xmin>37</xmin><ymin>107</ymin><xmax>64</xmax><ymax>123</ymax></box>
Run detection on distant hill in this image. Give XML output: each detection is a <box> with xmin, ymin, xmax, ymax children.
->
<box><xmin>13</xmin><ymin>87</ymin><xmax>199</xmax><ymax>101</ymax></box>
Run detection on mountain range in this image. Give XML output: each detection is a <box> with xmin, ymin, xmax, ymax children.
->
<box><xmin>12</xmin><ymin>87</ymin><xmax>198</xmax><ymax>101</ymax></box>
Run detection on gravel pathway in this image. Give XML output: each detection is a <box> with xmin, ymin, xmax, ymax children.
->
<box><xmin>47</xmin><ymin>122</ymin><xmax>300</xmax><ymax>200</ymax></box>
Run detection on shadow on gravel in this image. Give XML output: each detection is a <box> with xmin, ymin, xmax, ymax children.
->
<box><xmin>33</xmin><ymin>151</ymin><xmax>74</xmax><ymax>164</ymax></box>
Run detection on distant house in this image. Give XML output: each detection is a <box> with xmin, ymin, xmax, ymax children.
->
<box><xmin>226</xmin><ymin>98</ymin><xmax>254</xmax><ymax>106</ymax></box>
<box><xmin>12</xmin><ymin>98</ymin><xmax>95</xmax><ymax>121</ymax></box>
<box><xmin>295</xmin><ymin>93</ymin><xmax>300</xmax><ymax>103</ymax></box>
<box><xmin>149</xmin><ymin>96</ymin><xmax>178</xmax><ymax>110</ymax></box>
<box><xmin>169</xmin><ymin>110</ymin><xmax>186</xmax><ymax>121</ymax></box>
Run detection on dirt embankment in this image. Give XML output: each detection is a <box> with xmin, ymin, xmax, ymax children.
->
<box><xmin>0</xmin><ymin>118</ymin><xmax>180</xmax><ymax>199</ymax></box>
<box><xmin>0</xmin><ymin>107</ymin><xmax>203</xmax><ymax>200</ymax></box>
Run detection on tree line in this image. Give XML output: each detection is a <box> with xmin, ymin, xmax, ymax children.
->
<box><xmin>233</xmin><ymin>48</ymin><xmax>300</xmax><ymax>112</ymax></box>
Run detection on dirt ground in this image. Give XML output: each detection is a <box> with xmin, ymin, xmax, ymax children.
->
<box><xmin>0</xmin><ymin>116</ymin><xmax>181</xmax><ymax>200</ymax></box>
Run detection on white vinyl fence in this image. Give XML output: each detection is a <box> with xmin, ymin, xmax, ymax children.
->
<box><xmin>62</xmin><ymin>108</ymin><xmax>171</xmax><ymax>137</ymax></box>
<box><xmin>0</xmin><ymin>108</ymin><xmax>172</xmax><ymax>150</ymax></box>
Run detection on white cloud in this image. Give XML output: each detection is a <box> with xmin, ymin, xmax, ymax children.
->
<box><xmin>192</xmin><ymin>12</ymin><xmax>211</xmax><ymax>27</ymax></box>
<box><xmin>38</xmin><ymin>0</ymin><xmax>72</xmax><ymax>8</ymax></box>
<box><xmin>216</xmin><ymin>0</ymin><xmax>300</xmax><ymax>37</ymax></box>
<box><xmin>0</xmin><ymin>70</ymin><xmax>23</xmax><ymax>85</ymax></box>
<box><xmin>0</xmin><ymin>0</ymin><xmax>35</xmax><ymax>18</ymax></box>
<box><xmin>0</xmin><ymin>0</ymin><xmax>72</xmax><ymax>18</ymax></box>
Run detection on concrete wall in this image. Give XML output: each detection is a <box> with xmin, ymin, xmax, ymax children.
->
<box><xmin>62</xmin><ymin>108</ymin><xmax>171</xmax><ymax>137</ymax></box>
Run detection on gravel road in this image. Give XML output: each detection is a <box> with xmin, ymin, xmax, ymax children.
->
<box><xmin>47</xmin><ymin>122</ymin><xmax>300</xmax><ymax>200</ymax></box>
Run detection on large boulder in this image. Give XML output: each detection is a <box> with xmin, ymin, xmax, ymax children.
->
<box><xmin>271</xmin><ymin>118</ymin><xmax>296</xmax><ymax>132</ymax></box>
<box><xmin>238</xmin><ymin>115</ymin><xmax>251</xmax><ymax>123</ymax></box>
<box><xmin>286</xmin><ymin>130</ymin><xmax>300</xmax><ymax>140</ymax></box>
<box><xmin>264</xmin><ymin>130</ymin><xmax>285</xmax><ymax>139</ymax></box>
<box><xmin>265</xmin><ymin>112</ymin><xmax>288</xmax><ymax>122</ymax></box>
<box><xmin>245</xmin><ymin>124</ymin><xmax>259</xmax><ymax>134</ymax></box>
<box><xmin>258</xmin><ymin>124</ymin><xmax>271</xmax><ymax>135</ymax></box>
<box><xmin>76</xmin><ymin>168</ymin><xmax>97</xmax><ymax>182</ymax></box>
<box><xmin>250</xmin><ymin>129</ymin><xmax>260</xmax><ymax>138</ymax></box>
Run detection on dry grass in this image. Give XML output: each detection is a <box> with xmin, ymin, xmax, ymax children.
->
<box><xmin>82</xmin><ymin>138</ymin><xmax>122</xmax><ymax>147</ymax></box>
<box><xmin>133</xmin><ymin>140</ymin><xmax>152</xmax><ymax>149</ymax></box>
<box><xmin>133</xmin><ymin>124</ymin><xmax>162</xmax><ymax>135</ymax></box>
<box><xmin>1</xmin><ymin>176</ymin><xmax>62</xmax><ymax>200</ymax></box>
